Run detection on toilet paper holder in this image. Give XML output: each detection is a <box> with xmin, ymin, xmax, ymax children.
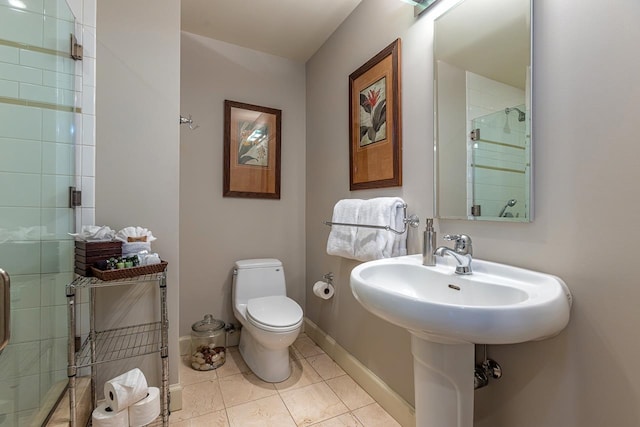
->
<box><xmin>323</xmin><ymin>272</ymin><xmax>334</xmax><ymax>285</ymax></box>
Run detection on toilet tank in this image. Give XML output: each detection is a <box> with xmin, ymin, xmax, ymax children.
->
<box><xmin>233</xmin><ymin>258</ymin><xmax>286</xmax><ymax>305</ymax></box>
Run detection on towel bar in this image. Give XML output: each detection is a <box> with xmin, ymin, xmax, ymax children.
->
<box><xmin>324</xmin><ymin>204</ymin><xmax>420</xmax><ymax>235</ymax></box>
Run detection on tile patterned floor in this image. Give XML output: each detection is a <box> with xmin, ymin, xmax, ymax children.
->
<box><xmin>170</xmin><ymin>333</ymin><xmax>401</xmax><ymax>427</ymax></box>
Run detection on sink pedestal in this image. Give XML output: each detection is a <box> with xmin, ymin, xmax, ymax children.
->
<box><xmin>410</xmin><ymin>334</ymin><xmax>474</xmax><ymax>427</ymax></box>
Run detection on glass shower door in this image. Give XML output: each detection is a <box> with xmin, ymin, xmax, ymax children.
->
<box><xmin>0</xmin><ymin>0</ymin><xmax>79</xmax><ymax>424</ymax></box>
<box><xmin>470</xmin><ymin>105</ymin><xmax>528</xmax><ymax>220</ymax></box>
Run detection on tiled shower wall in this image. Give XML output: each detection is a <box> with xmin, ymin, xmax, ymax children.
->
<box><xmin>0</xmin><ymin>0</ymin><xmax>95</xmax><ymax>423</ymax></box>
<box><xmin>465</xmin><ymin>72</ymin><xmax>526</xmax><ymax>218</ymax></box>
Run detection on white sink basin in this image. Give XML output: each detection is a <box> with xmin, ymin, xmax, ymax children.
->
<box><xmin>350</xmin><ymin>254</ymin><xmax>572</xmax><ymax>344</ymax></box>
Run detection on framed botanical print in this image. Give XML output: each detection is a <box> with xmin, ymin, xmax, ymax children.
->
<box><xmin>223</xmin><ymin>100</ymin><xmax>281</xmax><ymax>199</ymax></box>
<box><xmin>348</xmin><ymin>39</ymin><xmax>402</xmax><ymax>190</ymax></box>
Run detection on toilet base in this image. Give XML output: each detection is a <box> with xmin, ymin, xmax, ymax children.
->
<box><xmin>238</xmin><ymin>329</ymin><xmax>293</xmax><ymax>383</ymax></box>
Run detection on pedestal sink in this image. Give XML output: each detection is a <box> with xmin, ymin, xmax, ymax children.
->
<box><xmin>350</xmin><ymin>254</ymin><xmax>572</xmax><ymax>427</ymax></box>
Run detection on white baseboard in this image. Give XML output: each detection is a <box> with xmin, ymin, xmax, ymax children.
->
<box><xmin>303</xmin><ymin>318</ymin><xmax>416</xmax><ymax>427</ymax></box>
<box><xmin>169</xmin><ymin>383</ymin><xmax>183</xmax><ymax>412</ymax></box>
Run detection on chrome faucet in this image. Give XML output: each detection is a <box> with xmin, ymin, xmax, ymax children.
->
<box><xmin>435</xmin><ymin>234</ymin><xmax>473</xmax><ymax>275</ymax></box>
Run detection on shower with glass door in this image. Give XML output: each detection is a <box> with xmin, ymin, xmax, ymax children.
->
<box><xmin>470</xmin><ymin>104</ymin><xmax>529</xmax><ymax>220</ymax></box>
<box><xmin>0</xmin><ymin>0</ymin><xmax>80</xmax><ymax>424</ymax></box>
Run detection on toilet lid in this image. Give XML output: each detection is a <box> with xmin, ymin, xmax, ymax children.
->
<box><xmin>246</xmin><ymin>296</ymin><xmax>303</xmax><ymax>328</ymax></box>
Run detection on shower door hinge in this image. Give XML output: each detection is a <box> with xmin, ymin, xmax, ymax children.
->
<box><xmin>471</xmin><ymin>205</ymin><xmax>481</xmax><ymax>216</ymax></box>
<box><xmin>470</xmin><ymin>128</ymin><xmax>480</xmax><ymax>141</ymax></box>
<box><xmin>69</xmin><ymin>187</ymin><xmax>82</xmax><ymax>208</ymax></box>
<box><xmin>70</xmin><ymin>34</ymin><xmax>83</xmax><ymax>60</ymax></box>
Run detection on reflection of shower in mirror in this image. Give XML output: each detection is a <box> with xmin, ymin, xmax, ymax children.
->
<box><xmin>505</xmin><ymin>107</ymin><xmax>526</xmax><ymax>122</ymax></box>
<box><xmin>499</xmin><ymin>199</ymin><xmax>517</xmax><ymax>217</ymax></box>
<box><xmin>503</xmin><ymin>107</ymin><xmax>525</xmax><ymax>134</ymax></box>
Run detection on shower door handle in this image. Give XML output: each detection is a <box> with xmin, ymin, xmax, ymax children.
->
<box><xmin>0</xmin><ymin>268</ymin><xmax>9</xmax><ymax>354</ymax></box>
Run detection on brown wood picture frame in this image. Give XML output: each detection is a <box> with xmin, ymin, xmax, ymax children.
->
<box><xmin>349</xmin><ymin>38</ymin><xmax>402</xmax><ymax>190</ymax></box>
<box><xmin>223</xmin><ymin>100</ymin><xmax>282</xmax><ymax>199</ymax></box>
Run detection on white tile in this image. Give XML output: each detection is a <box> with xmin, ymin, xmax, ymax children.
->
<box><xmin>82</xmin><ymin>0</ymin><xmax>95</xmax><ymax>27</ymax></box>
<box><xmin>0</xmin><ymin>138</ymin><xmax>41</xmax><ymax>173</ymax></box>
<box><xmin>81</xmin><ymin>84</ymin><xmax>94</xmax><ymax>114</ymax></box>
<box><xmin>15</xmin><ymin>374</ymin><xmax>40</xmax><ymax>411</ymax></box>
<box><xmin>11</xmin><ymin>307</ymin><xmax>42</xmax><ymax>342</ymax></box>
<box><xmin>81</xmin><ymin>113</ymin><xmax>94</xmax><ymax>145</ymax></box>
<box><xmin>41</xmin><ymin>207</ymin><xmax>74</xmax><ymax>240</ymax></box>
<box><xmin>82</xmin><ymin>56</ymin><xmax>94</xmax><ymax>87</ymax></box>
<box><xmin>0</xmin><ymin>342</ymin><xmax>40</xmax><ymax>381</ymax></box>
<box><xmin>41</xmin><ymin>174</ymin><xmax>74</xmax><ymax>207</ymax></box>
<box><xmin>43</xmin><ymin>15</ymin><xmax>75</xmax><ymax>52</ymax></box>
<box><xmin>0</xmin><ymin>207</ymin><xmax>40</xmax><ymax>237</ymax></box>
<box><xmin>0</xmin><ymin>242</ymin><xmax>40</xmax><ymax>274</ymax></box>
<box><xmin>73</xmin><ymin>112</ymin><xmax>83</xmax><ymax>144</ymax></box>
<box><xmin>0</xmin><ymin>62</ymin><xmax>42</xmax><ymax>84</ymax></box>
<box><xmin>42</xmin><ymin>141</ymin><xmax>74</xmax><ymax>175</ymax></box>
<box><xmin>63</xmin><ymin>0</ymin><xmax>81</xmax><ymax>21</ymax></box>
<box><xmin>43</xmin><ymin>0</ymin><xmax>74</xmax><ymax>20</ymax></box>
<box><xmin>0</xmin><ymin>78</ymin><xmax>18</xmax><ymax>97</ymax></box>
<box><xmin>0</xmin><ymin>172</ymin><xmax>41</xmax><ymax>207</ymax></box>
<box><xmin>75</xmin><ymin>139</ymin><xmax>82</xmax><ymax>176</ymax></box>
<box><xmin>42</xmin><ymin>108</ymin><xmax>75</xmax><ymax>143</ymax></box>
<box><xmin>40</xmin><ymin>272</ymin><xmax>73</xmax><ymax>306</ymax></box>
<box><xmin>42</xmin><ymin>69</ymin><xmax>75</xmax><ymax>91</ymax></box>
<box><xmin>39</xmin><ymin>369</ymin><xmax>66</xmax><ymax>404</ymax></box>
<box><xmin>0</xmin><ymin>44</ymin><xmax>19</xmax><ymax>63</ymax></box>
<box><xmin>80</xmin><ymin>176</ymin><xmax>94</xmax><ymax>207</ymax></box>
<box><xmin>9</xmin><ymin>274</ymin><xmax>41</xmax><ymax>309</ymax></box>
<box><xmin>81</xmin><ymin>145</ymin><xmax>94</xmax><ymax>176</ymax></box>
<box><xmin>1</xmin><ymin>0</ymin><xmax>44</xmax><ymax>13</ymax></box>
<box><xmin>0</xmin><ymin>6</ymin><xmax>44</xmax><ymax>47</ymax></box>
<box><xmin>41</xmin><ymin>239</ymin><xmax>73</xmax><ymax>274</ymax></box>
<box><xmin>80</xmin><ymin>207</ymin><xmax>94</xmax><ymax>227</ymax></box>
<box><xmin>39</xmin><ymin>337</ymin><xmax>67</xmax><ymax>373</ymax></box>
<box><xmin>19</xmin><ymin>49</ymin><xmax>75</xmax><ymax>74</ymax></box>
<box><xmin>82</xmin><ymin>26</ymin><xmax>96</xmax><ymax>59</ymax></box>
<box><xmin>40</xmin><ymin>304</ymin><xmax>67</xmax><ymax>338</ymax></box>
<box><xmin>19</xmin><ymin>82</ymin><xmax>75</xmax><ymax>106</ymax></box>
<box><xmin>0</xmin><ymin>103</ymin><xmax>42</xmax><ymax>141</ymax></box>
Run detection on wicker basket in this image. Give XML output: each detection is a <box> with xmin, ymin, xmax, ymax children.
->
<box><xmin>91</xmin><ymin>261</ymin><xmax>168</xmax><ymax>281</ymax></box>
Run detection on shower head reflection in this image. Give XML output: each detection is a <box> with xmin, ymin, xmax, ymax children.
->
<box><xmin>498</xmin><ymin>199</ymin><xmax>517</xmax><ymax>217</ymax></box>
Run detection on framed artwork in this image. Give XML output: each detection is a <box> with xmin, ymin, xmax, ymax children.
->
<box><xmin>349</xmin><ymin>38</ymin><xmax>402</xmax><ymax>190</ymax></box>
<box><xmin>223</xmin><ymin>100</ymin><xmax>281</xmax><ymax>199</ymax></box>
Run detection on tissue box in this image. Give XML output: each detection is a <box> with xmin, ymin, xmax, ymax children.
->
<box><xmin>75</xmin><ymin>240</ymin><xmax>122</xmax><ymax>276</ymax></box>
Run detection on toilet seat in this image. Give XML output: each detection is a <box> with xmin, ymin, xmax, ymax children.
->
<box><xmin>246</xmin><ymin>296</ymin><xmax>303</xmax><ymax>332</ymax></box>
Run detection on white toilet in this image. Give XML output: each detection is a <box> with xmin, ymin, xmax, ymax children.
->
<box><xmin>232</xmin><ymin>258</ymin><xmax>303</xmax><ymax>382</ymax></box>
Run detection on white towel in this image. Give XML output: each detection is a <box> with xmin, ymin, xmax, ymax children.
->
<box><xmin>326</xmin><ymin>199</ymin><xmax>363</xmax><ymax>259</ymax></box>
<box><xmin>354</xmin><ymin>197</ymin><xmax>407</xmax><ymax>262</ymax></box>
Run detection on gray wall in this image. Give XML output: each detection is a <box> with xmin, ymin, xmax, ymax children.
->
<box><xmin>96</xmin><ymin>0</ymin><xmax>180</xmax><ymax>386</ymax></box>
<box><xmin>179</xmin><ymin>32</ymin><xmax>306</xmax><ymax>336</ymax></box>
<box><xmin>306</xmin><ymin>0</ymin><xmax>432</xmax><ymax>405</ymax></box>
<box><xmin>306</xmin><ymin>0</ymin><xmax>640</xmax><ymax>425</ymax></box>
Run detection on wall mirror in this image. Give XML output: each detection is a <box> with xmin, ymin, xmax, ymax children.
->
<box><xmin>434</xmin><ymin>0</ymin><xmax>532</xmax><ymax>221</ymax></box>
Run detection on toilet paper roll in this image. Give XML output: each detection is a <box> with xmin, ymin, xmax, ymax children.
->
<box><xmin>313</xmin><ymin>281</ymin><xmax>335</xmax><ymax>300</ymax></box>
<box><xmin>104</xmin><ymin>368</ymin><xmax>149</xmax><ymax>413</ymax></box>
<box><xmin>92</xmin><ymin>402</ymin><xmax>129</xmax><ymax>427</ymax></box>
<box><xmin>128</xmin><ymin>387</ymin><xmax>161</xmax><ymax>427</ymax></box>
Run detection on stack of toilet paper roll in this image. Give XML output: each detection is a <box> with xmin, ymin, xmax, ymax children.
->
<box><xmin>92</xmin><ymin>368</ymin><xmax>161</xmax><ymax>427</ymax></box>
